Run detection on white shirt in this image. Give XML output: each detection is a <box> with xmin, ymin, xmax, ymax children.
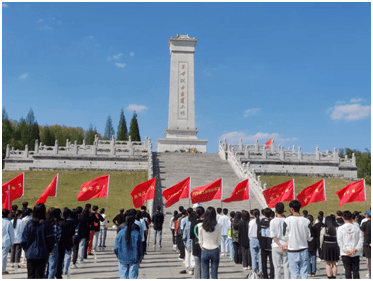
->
<box><xmin>218</xmin><ymin>215</ymin><xmax>231</xmax><ymax>236</ymax></box>
<box><xmin>284</xmin><ymin>215</ymin><xmax>312</xmax><ymax>251</ymax></box>
<box><xmin>270</xmin><ymin>217</ymin><xmax>286</xmax><ymax>248</ymax></box>
<box><xmin>140</xmin><ymin>218</ymin><xmax>146</xmax><ymax>242</ymax></box>
<box><xmin>198</xmin><ymin>223</ymin><xmax>222</xmax><ymax>250</ymax></box>
<box><xmin>169</xmin><ymin>217</ymin><xmax>175</xmax><ymax>229</ymax></box>
<box><xmin>248</xmin><ymin>219</ymin><xmax>258</xmax><ymax>239</ymax></box>
<box><xmin>100</xmin><ymin>214</ymin><xmax>108</xmax><ymax>228</ymax></box>
<box><xmin>2</xmin><ymin>218</ymin><xmax>14</xmax><ymax>248</ymax></box>
<box><xmin>217</xmin><ymin>214</ymin><xmax>222</xmax><ymax>222</ymax></box>
<box><xmin>11</xmin><ymin>219</ymin><xmax>25</xmax><ymax>244</ymax></box>
<box><xmin>337</xmin><ymin>222</ymin><xmax>364</xmax><ymax>257</ymax></box>
<box><xmin>360</xmin><ymin>218</ymin><xmax>368</xmax><ymax>227</ymax></box>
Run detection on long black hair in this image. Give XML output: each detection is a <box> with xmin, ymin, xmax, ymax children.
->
<box><xmin>196</xmin><ymin>207</ymin><xmax>205</xmax><ymax>219</ymax></box>
<box><xmin>31</xmin><ymin>203</ymin><xmax>47</xmax><ymax>226</ymax></box>
<box><xmin>13</xmin><ymin>210</ymin><xmax>23</xmax><ymax>228</ymax></box>
<box><xmin>47</xmin><ymin>207</ymin><xmax>57</xmax><ymax>226</ymax></box>
<box><xmin>233</xmin><ymin>212</ymin><xmax>242</xmax><ymax>230</ymax></box>
<box><xmin>324</xmin><ymin>215</ymin><xmax>338</xmax><ymax>236</ymax></box>
<box><xmin>188</xmin><ymin>211</ymin><xmax>197</xmax><ymax>222</ymax></box>
<box><xmin>202</xmin><ymin>207</ymin><xmax>217</xmax><ymax>233</ymax></box>
<box><xmin>252</xmin><ymin>209</ymin><xmax>260</xmax><ymax>226</ymax></box>
<box><xmin>173</xmin><ymin>210</ymin><xmax>178</xmax><ymax>221</ymax></box>
<box><xmin>125</xmin><ymin>214</ymin><xmax>136</xmax><ymax>244</ymax></box>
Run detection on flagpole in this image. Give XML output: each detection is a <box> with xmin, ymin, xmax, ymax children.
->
<box><xmin>324</xmin><ymin>179</ymin><xmax>327</xmax><ymax>215</ymax></box>
<box><xmin>293</xmin><ymin>179</ymin><xmax>295</xmax><ymax>200</ymax></box>
<box><xmin>248</xmin><ymin>178</ymin><xmax>251</xmax><ymax>211</ymax></box>
<box><xmin>189</xmin><ymin>177</ymin><xmax>191</xmax><ymax>208</ymax></box>
<box><xmin>106</xmin><ymin>174</ymin><xmax>110</xmax><ymax>213</ymax></box>
<box><xmin>364</xmin><ymin>179</ymin><xmax>367</xmax><ymax>210</ymax></box>
<box><xmin>22</xmin><ymin>172</ymin><xmax>25</xmax><ymax>197</ymax></box>
<box><xmin>221</xmin><ymin>178</ymin><xmax>223</xmax><ymax>208</ymax></box>
<box><xmin>55</xmin><ymin>173</ymin><xmax>59</xmax><ymax>207</ymax></box>
<box><xmin>8</xmin><ymin>185</ymin><xmax>11</xmax><ymax>210</ymax></box>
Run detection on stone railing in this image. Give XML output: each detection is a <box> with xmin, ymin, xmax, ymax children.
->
<box><xmin>219</xmin><ymin>143</ymin><xmax>268</xmax><ymax>208</ymax></box>
<box><xmin>5</xmin><ymin>135</ymin><xmax>152</xmax><ymax>159</ymax></box>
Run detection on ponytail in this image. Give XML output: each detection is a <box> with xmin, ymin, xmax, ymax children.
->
<box><xmin>124</xmin><ymin>215</ymin><xmax>135</xmax><ymax>244</ymax></box>
<box><xmin>253</xmin><ymin>209</ymin><xmax>260</xmax><ymax>226</ymax></box>
<box><xmin>13</xmin><ymin>210</ymin><xmax>22</xmax><ymax>228</ymax></box>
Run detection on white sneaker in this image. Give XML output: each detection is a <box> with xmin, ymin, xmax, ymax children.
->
<box><xmin>178</xmin><ymin>257</ymin><xmax>184</xmax><ymax>261</ymax></box>
<box><xmin>248</xmin><ymin>266</ymin><xmax>252</xmax><ymax>270</ymax></box>
<box><xmin>366</xmin><ymin>273</ymin><xmax>370</xmax><ymax>277</ymax></box>
<box><xmin>70</xmin><ymin>264</ymin><xmax>77</xmax><ymax>269</ymax></box>
<box><xmin>243</xmin><ymin>267</ymin><xmax>248</xmax><ymax>270</ymax></box>
<box><xmin>78</xmin><ymin>260</ymin><xmax>86</xmax><ymax>264</ymax></box>
<box><xmin>153</xmin><ymin>245</ymin><xmax>156</xmax><ymax>249</ymax></box>
<box><xmin>188</xmin><ymin>270</ymin><xmax>194</xmax><ymax>275</ymax></box>
<box><xmin>221</xmin><ymin>253</ymin><xmax>225</xmax><ymax>256</ymax></box>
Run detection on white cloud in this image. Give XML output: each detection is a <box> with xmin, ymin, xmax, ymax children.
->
<box><xmin>129</xmin><ymin>52</ymin><xmax>135</xmax><ymax>57</ymax></box>
<box><xmin>244</xmin><ymin>108</ymin><xmax>260</xmax><ymax>117</ymax></box>
<box><xmin>2</xmin><ymin>3</ymin><xmax>9</xmax><ymax>7</ymax></box>
<box><xmin>350</xmin><ymin>98</ymin><xmax>363</xmax><ymax>103</ymax></box>
<box><xmin>330</xmin><ymin>104</ymin><xmax>371</xmax><ymax>121</ymax></box>
<box><xmin>107</xmin><ymin>53</ymin><xmax>123</xmax><ymax>61</ymax></box>
<box><xmin>219</xmin><ymin>131</ymin><xmax>297</xmax><ymax>144</ymax></box>
<box><xmin>86</xmin><ymin>35</ymin><xmax>93</xmax><ymax>39</ymax></box>
<box><xmin>115</xmin><ymin>63</ymin><xmax>126</xmax><ymax>68</ymax></box>
<box><xmin>37</xmin><ymin>19</ymin><xmax>43</xmax><ymax>23</ymax></box>
<box><xmin>19</xmin><ymin>73</ymin><xmax>29</xmax><ymax>79</ymax></box>
<box><xmin>126</xmin><ymin>104</ymin><xmax>148</xmax><ymax>113</ymax></box>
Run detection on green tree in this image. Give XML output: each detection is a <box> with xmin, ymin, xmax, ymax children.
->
<box><xmin>2</xmin><ymin>108</ymin><xmax>9</xmax><ymax>120</ymax></box>
<box><xmin>41</xmin><ymin>126</ymin><xmax>56</xmax><ymax>146</ymax></box>
<box><xmin>117</xmin><ymin>108</ymin><xmax>128</xmax><ymax>141</ymax></box>
<box><xmin>129</xmin><ymin>112</ymin><xmax>141</xmax><ymax>142</ymax></box>
<box><xmin>2</xmin><ymin>119</ymin><xmax>14</xmax><ymax>167</ymax></box>
<box><xmin>339</xmin><ymin>147</ymin><xmax>371</xmax><ymax>185</ymax></box>
<box><xmin>104</xmin><ymin>115</ymin><xmax>115</xmax><ymax>140</ymax></box>
<box><xmin>85</xmin><ymin>123</ymin><xmax>98</xmax><ymax>145</ymax></box>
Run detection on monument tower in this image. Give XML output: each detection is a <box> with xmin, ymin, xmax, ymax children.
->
<box><xmin>157</xmin><ymin>34</ymin><xmax>208</xmax><ymax>152</ymax></box>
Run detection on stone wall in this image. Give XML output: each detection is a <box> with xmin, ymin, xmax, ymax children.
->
<box><xmin>4</xmin><ymin>135</ymin><xmax>153</xmax><ymax>172</ymax></box>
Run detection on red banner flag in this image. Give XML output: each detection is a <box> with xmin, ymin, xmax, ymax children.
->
<box><xmin>2</xmin><ymin>187</ymin><xmax>11</xmax><ymax>211</ymax></box>
<box><xmin>297</xmin><ymin>180</ymin><xmax>326</xmax><ymax>208</ymax></box>
<box><xmin>265</xmin><ymin>139</ymin><xmax>272</xmax><ymax>149</ymax></box>
<box><xmin>163</xmin><ymin>177</ymin><xmax>190</xmax><ymax>208</ymax></box>
<box><xmin>77</xmin><ymin>175</ymin><xmax>110</xmax><ymax>202</ymax></box>
<box><xmin>222</xmin><ymin>179</ymin><xmax>249</xmax><ymax>203</ymax></box>
<box><xmin>2</xmin><ymin>172</ymin><xmax>24</xmax><ymax>204</ymax></box>
<box><xmin>263</xmin><ymin>179</ymin><xmax>295</xmax><ymax>208</ymax></box>
<box><xmin>191</xmin><ymin>178</ymin><xmax>222</xmax><ymax>204</ymax></box>
<box><xmin>336</xmin><ymin>179</ymin><xmax>366</xmax><ymax>207</ymax></box>
<box><xmin>131</xmin><ymin>177</ymin><xmax>157</xmax><ymax>208</ymax></box>
<box><xmin>35</xmin><ymin>174</ymin><xmax>59</xmax><ymax>205</ymax></box>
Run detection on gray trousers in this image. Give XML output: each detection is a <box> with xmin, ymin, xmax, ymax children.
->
<box><xmin>194</xmin><ymin>256</ymin><xmax>201</xmax><ymax>279</ymax></box>
<box><xmin>10</xmin><ymin>244</ymin><xmax>22</xmax><ymax>263</ymax></box>
<box><xmin>272</xmin><ymin>246</ymin><xmax>290</xmax><ymax>279</ymax></box>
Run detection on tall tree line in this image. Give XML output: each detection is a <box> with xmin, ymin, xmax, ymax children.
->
<box><xmin>2</xmin><ymin>108</ymin><xmax>142</xmax><ymax>167</ymax></box>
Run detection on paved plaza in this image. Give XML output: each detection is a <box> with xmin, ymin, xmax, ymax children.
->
<box><xmin>3</xmin><ymin>217</ymin><xmax>370</xmax><ymax>279</ymax></box>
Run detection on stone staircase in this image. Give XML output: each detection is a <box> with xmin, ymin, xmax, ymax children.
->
<box><xmin>152</xmin><ymin>152</ymin><xmax>262</xmax><ymax>214</ymax></box>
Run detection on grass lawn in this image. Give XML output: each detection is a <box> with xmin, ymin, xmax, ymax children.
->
<box><xmin>2</xmin><ymin>170</ymin><xmax>148</xmax><ymax>227</ymax></box>
<box><xmin>261</xmin><ymin>175</ymin><xmax>371</xmax><ymax>220</ymax></box>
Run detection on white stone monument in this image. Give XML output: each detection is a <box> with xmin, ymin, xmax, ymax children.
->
<box><xmin>157</xmin><ymin>34</ymin><xmax>208</xmax><ymax>153</ymax></box>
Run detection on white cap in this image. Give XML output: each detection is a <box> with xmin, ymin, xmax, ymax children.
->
<box><xmin>193</xmin><ymin>203</ymin><xmax>202</xmax><ymax>208</ymax></box>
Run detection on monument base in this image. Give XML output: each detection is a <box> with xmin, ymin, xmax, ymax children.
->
<box><xmin>157</xmin><ymin>138</ymin><xmax>208</xmax><ymax>153</ymax></box>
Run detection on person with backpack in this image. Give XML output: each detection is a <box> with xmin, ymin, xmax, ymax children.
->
<box><xmin>258</xmin><ymin>208</ymin><xmax>274</xmax><ymax>279</ymax></box>
<box><xmin>191</xmin><ymin>206</ymin><xmax>205</xmax><ymax>279</ymax></box>
<box><xmin>114</xmin><ymin>214</ymin><xmax>143</xmax><ymax>279</ymax></box>
<box><xmin>152</xmin><ymin>206</ymin><xmax>165</xmax><ymax>248</ymax></box>
<box><xmin>21</xmin><ymin>203</ymin><xmax>55</xmax><ymax>279</ymax></box>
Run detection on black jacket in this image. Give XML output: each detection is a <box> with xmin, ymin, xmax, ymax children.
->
<box><xmin>190</xmin><ymin>219</ymin><xmax>203</xmax><ymax>257</ymax></box>
<box><xmin>152</xmin><ymin>212</ymin><xmax>164</xmax><ymax>231</ymax></box>
<box><xmin>308</xmin><ymin>225</ymin><xmax>318</xmax><ymax>254</ymax></box>
<box><xmin>238</xmin><ymin>219</ymin><xmax>250</xmax><ymax>247</ymax></box>
<box><xmin>89</xmin><ymin>212</ymin><xmax>104</xmax><ymax>232</ymax></box>
<box><xmin>113</xmin><ymin>213</ymin><xmax>126</xmax><ymax>226</ymax></box>
<box><xmin>59</xmin><ymin>218</ymin><xmax>75</xmax><ymax>251</ymax></box>
<box><xmin>258</xmin><ymin>218</ymin><xmax>272</xmax><ymax>251</ymax></box>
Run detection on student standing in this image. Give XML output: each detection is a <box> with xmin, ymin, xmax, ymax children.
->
<box><xmin>306</xmin><ymin>215</ymin><xmax>318</xmax><ymax>277</ymax></box>
<box><xmin>283</xmin><ymin>200</ymin><xmax>312</xmax><ymax>279</ymax></box>
<box><xmin>270</xmin><ymin>203</ymin><xmax>289</xmax><ymax>279</ymax></box>
<box><xmin>258</xmin><ymin>209</ymin><xmax>274</xmax><ymax>279</ymax></box>
<box><xmin>337</xmin><ymin>211</ymin><xmax>364</xmax><ymax>279</ymax></box>
<box><xmin>228</xmin><ymin>211</ymin><xmax>235</xmax><ymax>260</ymax></box>
<box><xmin>2</xmin><ymin>209</ymin><xmax>14</xmax><ymax>275</ymax></box>
<box><xmin>191</xmin><ymin>206</ymin><xmax>205</xmax><ymax>279</ymax></box>
<box><xmin>198</xmin><ymin>207</ymin><xmax>222</xmax><ymax>279</ymax></box>
<box><xmin>239</xmin><ymin>210</ymin><xmax>251</xmax><ymax>270</ymax></box>
<box><xmin>232</xmin><ymin>212</ymin><xmax>242</xmax><ymax>265</ymax></box>
<box><xmin>170</xmin><ymin>210</ymin><xmax>178</xmax><ymax>250</ymax></box>
<box><xmin>114</xmin><ymin>215</ymin><xmax>143</xmax><ymax>279</ymax></box>
<box><xmin>183</xmin><ymin>211</ymin><xmax>197</xmax><ymax>275</ymax></box>
<box><xmin>249</xmin><ymin>209</ymin><xmax>262</xmax><ymax>274</ymax></box>
<box><xmin>218</xmin><ymin>208</ymin><xmax>231</xmax><ymax>256</ymax></box>
<box><xmin>320</xmin><ymin>216</ymin><xmax>340</xmax><ymax>279</ymax></box>
<box><xmin>361</xmin><ymin>210</ymin><xmax>371</xmax><ymax>279</ymax></box>
<box><xmin>152</xmin><ymin>206</ymin><xmax>164</xmax><ymax>248</ymax></box>
<box><xmin>10</xmin><ymin>210</ymin><xmax>25</xmax><ymax>269</ymax></box>
<box><xmin>99</xmin><ymin>208</ymin><xmax>108</xmax><ymax>248</ymax></box>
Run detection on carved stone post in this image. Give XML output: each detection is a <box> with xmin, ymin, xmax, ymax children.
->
<box><xmin>333</xmin><ymin>148</ymin><xmax>338</xmax><ymax>161</ymax></box>
<box><xmin>292</xmin><ymin>145</ymin><xmax>296</xmax><ymax>154</ymax></box>
<box><xmin>66</xmin><ymin>139</ymin><xmax>69</xmax><ymax>147</ymax></box>
<box><xmin>6</xmin><ymin>144</ymin><xmax>10</xmax><ymax>158</ymax></box>
<box><xmin>298</xmin><ymin>146</ymin><xmax>303</xmax><ymax>160</ymax></box>
<box><xmin>271</xmin><ymin>139</ymin><xmax>275</xmax><ymax>152</ymax></box>
<box><xmin>145</xmin><ymin>136</ymin><xmax>148</xmax><ymax>149</ymax></box>
<box><xmin>316</xmin><ymin>147</ymin><xmax>320</xmax><ymax>161</ymax></box>
<box><xmin>25</xmin><ymin>145</ymin><xmax>29</xmax><ymax>158</ymax></box>
<box><xmin>262</xmin><ymin>145</ymin><xmax>267</xmax><ymax>159</ymax></box>
<box><xmin>239</xmin><ymin>139</ymin><xmax>243</xmax><ymax>151</ymax></box>
<box><xmin>352</xmin><ymin>153</ymin><xmax>356</xmax><ymax>166</ymax></box>
<box><xmin>35</xmin><ymin>139</ymin><xmax>39</xmax><ymax>154</ymax></box>
<box><xmin>258</xmin><ymin>175</ymin><xmax>262</xmax><ymax>188</ymax></box>
<box><xmin>111</xmin><ymin>146</ymin><xmax>116</xmax><ymax>156</ymax></box>
<box><xmin>128</xmin><ymin>136</ymin><xmax>132</xmax><ymax>147</ymax></box>
<box><xmin>245</xmin><ymin>147</ymin><xmax>250</xmax><ymax>159</ymax></box>
<box><xmin>93</xmin><ymin>141</ymin><xmax>97</xmax><ymax>155</ymax></box>
<box><xmin>54</xmin><ymin>140</ymin><xmax>59</xmax><ymax>155</ymax></box>
<box><xmin>82</xmin><ymin>139</ymin><xmax>86</xmax><ymax>148</ymax></box>
<box><xmin>263</xmin><ymin>183</ymin><xmax>267</xmax><ymax>190</ymax></box>
<box><xmin>111</xmin><ymin>135</ymin><xmax>115</xmax><ymax>147</ymax></box>
<box><xmin>74</xmin><ymin>140</ymin><xmax>78</xmax><ymax>154</ymax></box>
<box><xmin>255</xmin><ymin>139</ymin><xmax>259</xmax><ymax>152</ymax></box>
<box><xmin>94</xmin><ymin>134</ymin><xmax>98</xmax><ymax>143</ymax></box>
<box><xmin>280</xmin><ymin>146</ymin><xmax>285</xmax><ymax>160</ymax></box>
<box><xmin>223</xmin><ymin>139</ymin><xmax>227</xmax><ymax>151</ymax></box>
<box><xmin>278</xmin><ymin>144</ymin><xmax>281</xmax><ymax>152</ymax></box>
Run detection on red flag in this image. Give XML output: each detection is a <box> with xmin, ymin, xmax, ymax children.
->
<box><xmin>222</xmin><ymin>179</ymin><xmax>249</xmax><ymax>203</ymax></box>
<box><xmin>131</xmin><ymin>177</ymin><xmax>157</xmax><ymax>208</ymax></box>
<box><xmin>297</xmin><ymin>180</ymin><xmax>326</xmax><ymax>208</ymax></box>
<box><xmin>191</xmin><ymin>178</ymin><xmax>222</xmax><ymax>204</ymax></box>
<box><xmin>263</xmin><ymin>179</ymin><xmax>295</xmax><ymax>208</ymax></box>
<box><xmin>35</xmin><ymin>174</ymin><xmax>59</xmax><ymax>205</ymax></box>
<box><xmin>265</xmin><ymin>139</ymin><xmax>272</xmax><ymax>149</ymax></box>
<box><xmin>336</xmin><ymin>179</ymin><xmax>366</xmax><ymax>207</ymax></box>
<box><xmin>163</xmin><ymin>177</ymin><xmax>190</xmax><ymax>208</ymax></box>
<box><xmin>2</xmin><ymin>187</ymin><xmax>11</xmax><ymax>211</ymax></box>
<box><xmin>77</xmin><ymin>175</ymin><xmax>110</xmax><ymax>202</ymax></box>
<box><xmin>2</xmin><ymin>172</ymin><xmax>24</xmax><ymax>204</ymax></box>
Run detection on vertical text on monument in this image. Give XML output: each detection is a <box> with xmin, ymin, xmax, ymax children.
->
<box><xmin>178</xmin><ymin>62</ymin><xmax>188</xmax><ymax>119</ymax></box>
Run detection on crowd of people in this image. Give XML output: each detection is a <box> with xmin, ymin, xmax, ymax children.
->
<box><xmin>167</xmin><ymin>201</ymin><xmax>371</xmax><ymax>279</ymax></box>
<box><xmin>2</xmin><ymin>199</ymin><xmax>371</xmax><ymax>279</ymax></box>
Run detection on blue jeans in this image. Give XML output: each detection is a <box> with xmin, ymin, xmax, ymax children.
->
<box><xmin>118</xmin><ymin>262</ymin><xmax>139</xmax><ymax>279</ymax></box>
<box><xmin>288</xmin><ymin>249</ymin><xmax>309</xmax><ymax>279</ymax></box>
<box><xmin>78</xmin><ymin>238</ymin><xmax>86</xmax><ymax>262</ymax></box>
<box><xmin>62</xmin><ymin>249</ymin><xmax>71</xmax><ymax>275</ymax></box>
<box><xmin>228</xmin><ymin>239</ymin><xmax>234</xmax><ymax>259</ymax></box>
<box><xmin>307</xmin><ymin>253</ymin><xmax>316</xmax><ymax>274</ymax></box>
<box><xmin>153</xmin><ymin>230</ymin><xmax>162</xmax><ymax>246</ymax></box>
<box><xmin>2</xmin><ymin>246</ymin><xmax>10</xmax><ymax>272</ymax></box>
<box><xmin>250</xmin><ymin>238</ymin><xmax>262</xmax><ymax>273</ymax></box>
<box><xmin>221</xmin><ymin>235</ymin><xmax>229</xmax><ymax>253</ymax></box>
<box><xmin>48</xmin><ymin>244</ymin><xmax>59</xmax><ymax>279</ymax></box>
<box><xmin>201</xmin><ymin>247</ymin><xmax>220</xmax><ymax>279</ymax></box>
<box><xmin>99</xmin><ymin>227</ymin><xmax>107</xmax><ymax>247</ymax></box>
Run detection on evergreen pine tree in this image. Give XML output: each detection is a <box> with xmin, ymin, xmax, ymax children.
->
<box><xmin>42</xmin><ymin>126</ymin><xmax>55</xmax><ymax>146</ymax></box>
<box><xmin>104</xmin><ymin>115</ymin><xmax>115</xmax><ymax>140</ymax></box>
<box><xmin>2</xmin><ymin>108</ymin><xmax>9</xmax><ymax>120</ymax></box>
<box><xmin>129</xmin><ymin>111</ymin><xmax>141</xmax><ymax>142</ymax></box>
<box><xmin>117</xmin><ymin>108</ymin><xmax>128</xmax><ymax>141</ymax></box>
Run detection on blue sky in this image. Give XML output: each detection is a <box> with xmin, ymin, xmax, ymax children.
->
<box><xmin>2</xmin><ymin>2</ymin><xmax>371</xmax><ymax>153</ymax></box>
